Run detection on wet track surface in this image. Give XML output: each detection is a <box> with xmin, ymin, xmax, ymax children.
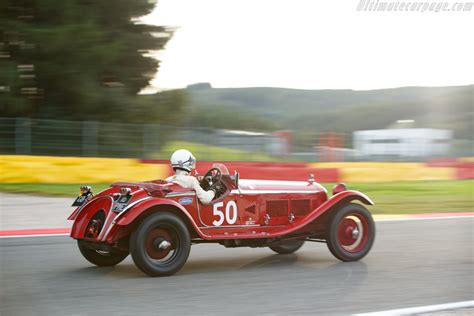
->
<box><xmin>1</xmin><ymin>218</ymin><xmax>473</xmax><ymax>315</ymax></box>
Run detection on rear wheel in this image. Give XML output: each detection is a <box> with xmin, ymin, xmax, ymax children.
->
<box><xmin>130</xmin><ymin>212</ymin><xmax>191</xmax><ymax>277</ymax></box>
<box><xmin>326</xmin><ymin>203</ymin><xmax>375</xmax><ymax>262</ymax></box>
<box><xmin>269</xmin><ymin>240</ymin><xmax>305</xmax><ymax>254</ymax></box>
<box><xmin>77</xmin><ymin>240</ymin><xmax>128</xmax><ymax>266</ymax></box>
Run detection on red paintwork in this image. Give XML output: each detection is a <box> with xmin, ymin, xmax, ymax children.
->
<box><xmin>70</xmin><ymin>196</ymin><xmax>114</xmax><ymax>239</ymax></box>
<box><xmin>337</xmin><ymin>213</ymin><xmax>369</xmax><ymax>253</ymax></box>
<box><xmin>68</xmin><ymin>166</ymin><xmax>373</xmax><ymax>246</ymax></box>
<box><xmin>194</xmin><ymin>162</ymin><xmax>339</xmax><ymax>183</ymax></box>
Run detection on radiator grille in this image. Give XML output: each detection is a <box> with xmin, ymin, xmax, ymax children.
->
<box><xmin>291</xmin><ymin>199</ymin><xmax>311</xmax><ymax>216</ymax></box>
<box><xmin>266</xmin><ymin>200</ymin><xmax>288</xmax><ymax>217</ymax></box>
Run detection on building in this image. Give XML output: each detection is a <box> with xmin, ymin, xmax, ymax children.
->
<box><xmin>353</xmin><ymin>128</ymin><xmax>452</xmax><ymax>159</ymax></box>
<box><xmin>215</xmin><ymin>129</ymin><xmax>289</xmax><ymax>156</ymax></box>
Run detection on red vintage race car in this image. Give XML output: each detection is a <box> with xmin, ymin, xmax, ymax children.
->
<box><xmin>68</xmin><ymin>163</ymin><xmax>375</xmax><ymax>277</ymax></box>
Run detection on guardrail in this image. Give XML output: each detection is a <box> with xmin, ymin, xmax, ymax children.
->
<box><xmin>0</xmin><ymin>117</ymin><xmax>286</xmax><ymax>161</ymax></box>
<box><xmin>1</xmin><ymin>117</ymin><xmax>471</xmax><ymax>162</ymax></box>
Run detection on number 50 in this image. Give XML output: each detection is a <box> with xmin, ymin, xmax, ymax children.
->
<box><xmin>212</xmin><ymin>201</ymin><xmax>238</xmax><ymax>226</ymax></box>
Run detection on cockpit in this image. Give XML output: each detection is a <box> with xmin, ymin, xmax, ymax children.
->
<box><xmin>199</xmin><ymin>163</ymin><xmax>239</xmax><ymax>201</ymax></box>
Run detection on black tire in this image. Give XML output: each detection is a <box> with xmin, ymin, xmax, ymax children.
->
<box><xmin>77</xmin><ymin>240</ymin><xmax>129</xmax><ymax>267</ymax></box>
<box><xmin>269</xmin><ymin>240</ymin><xmax>305</xmax><ymax>254</ymax></box>
<box><xmin>130</xmin><ymin>212</ymin><xmax>191</xmax><ymax>277</ymax></box>
<box><xmin>326</xmin><ymin>203</ymin><xmax>375</xmax><ymax>262</ymax></box>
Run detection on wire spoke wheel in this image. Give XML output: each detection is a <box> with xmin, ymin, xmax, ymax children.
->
<box><xmin>337</xmin><ymin>215</ymin><xmax>368</xmax><ymax>253</ymax></box>
<box><xmin>326</xmin><ymin>203</ymin><xmax>375</xmax><ymax>262</ymax></box>
<box><xmin>130</xmin><ymin>212</ymin><xmax>191</xmax><ymax>277</ymax></box>
<box><xmin>145</xmin><ymin>227</ymin><xmax>178</xmax><ymax>262</ymax></box>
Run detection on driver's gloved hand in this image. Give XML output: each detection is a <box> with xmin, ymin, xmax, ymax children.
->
<box><xmin>212</xmin><ymin>183</ymin><xmax>223</xmax><ymax>196</ymax></box>
<box><xmin>214</xmin><ymin>183</ymin><xmax>223</xmax><ymax>191</ymax></box>
<box><xmin>211</xmin><ymin>188</ymin><xmax>219</xmax><ymax>197</ymax></box>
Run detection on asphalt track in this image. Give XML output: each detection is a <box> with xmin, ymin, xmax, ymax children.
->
<box><xmin>0</xmin><ymin>193</ymin><xmax>72</xmax><ymax>230</ymax></box>
<box><xmin>1</xmin><ymin>217</ymin><xmax>473</xmax><ymax>315</ymax></box>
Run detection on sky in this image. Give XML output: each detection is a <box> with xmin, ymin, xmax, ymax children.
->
<box><xmin>140</xmin><ymin>0</ymin><xmax>474</xmax><ymax>91</ymax></box>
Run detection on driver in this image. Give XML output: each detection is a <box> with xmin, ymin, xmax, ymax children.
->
<box><xmin>166</xmin><ymin>149</ymin><xmax>215</xmax><ymax>204</ymax></box>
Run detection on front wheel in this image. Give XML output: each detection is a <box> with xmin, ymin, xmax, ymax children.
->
<box><xmin>326</xmin><ymin>203</ymin><xmax>375</xmax><ymax>262</ymax></box>
<box><xmin>130</xmin><ymin>212</ymin><xmax>191</xmax><ymax>277</ymax></box>
<box><xmin>77</xmin><ymin>240</ymin><xmax>129</xmax><ymax>266</ymax></box>
<box><xmin>269</xmin><ymin>240</ymin><xmax>305</xmax><ymax>254</ymax></box>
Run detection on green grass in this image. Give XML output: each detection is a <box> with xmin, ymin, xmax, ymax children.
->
<box><xmin>322</xmin><ymin>180</ymin><xmax>474</xmax><ymax>214</ymax></box>
<box><xmin>0</xmin><ymin>180</ymin><xmax>472</xmax><ymax>215</ymax></box>
<box><xmin>157</xmin><ymin>140</ymin><xmax>282</xmax><ymax>162</ymax></box>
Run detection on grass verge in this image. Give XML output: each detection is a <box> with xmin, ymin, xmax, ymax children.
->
<box><xmin>320</xmin><ymin>180</ymin><xmax>473</xmax><ymax>214</ymax></box>
<box><xmin>0</xmin><ymin>180</ymin><xmax>472</xmax><ymax>215</ymax></box>
<box><xmin>158</xmin><ymin>140</ymin><xmax>282</xmax><ymax>162</ymax></box>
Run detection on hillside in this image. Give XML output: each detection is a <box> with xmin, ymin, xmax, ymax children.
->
<box><xmin>184</xmin><ymin>84</ymin><xmax>473</xmax><ymax>139</ymax></box>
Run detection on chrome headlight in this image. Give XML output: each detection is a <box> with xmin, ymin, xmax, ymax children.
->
<box><xmin>332</xmin><ymin>183</ymin><xmax>347</xmax><ymax>195</ymax></box>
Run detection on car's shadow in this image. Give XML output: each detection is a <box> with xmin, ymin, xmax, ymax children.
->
<box><xmin>68</xmin><ymin>253</ymin><xmax>309</xmax><ymax>278</ymax></box>
<box><xmin>67</xmin><ymin>246</ymin><xmax>368</xmax><ymax>288</ymax></box>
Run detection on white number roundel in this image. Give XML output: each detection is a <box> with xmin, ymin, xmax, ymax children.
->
<box><xmin>212</xmin><ymin>201</ymin><xmax>238</xmax><ymax>226</ymax></box>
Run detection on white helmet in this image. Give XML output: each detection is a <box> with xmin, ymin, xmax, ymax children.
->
<box><xmin>170</xmin><ymin>149</ymin><xmax>196</xmax><ymax>172</ymax></box>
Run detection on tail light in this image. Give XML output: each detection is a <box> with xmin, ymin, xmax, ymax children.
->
<box><xmin>80</xmin><ymin>186</ymin><xmax>92</xmax><ymax>194</ymax></box>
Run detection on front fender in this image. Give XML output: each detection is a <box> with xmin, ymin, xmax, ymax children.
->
<box><xmin>325</xmin><ymin>190</ymin><xmax>374</xmax><ymax>207</ymax></box>
<box><xmin>305</xmin><ymin>189</ymin><xmax>374</xmax><ymax>223</ymax></box>
<box><xmin>306</xmin><ymin>190</ymin><xmax>374</xmax><ymax>221</ymax></box>
<box><xmin>114</xmin><ymin>198</ymin><xmax>209</xmax><ymax>239</ymax></box>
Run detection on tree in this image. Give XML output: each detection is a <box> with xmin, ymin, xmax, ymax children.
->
<box><xmin>0</xmin><ymin>0</ymin><xmax>181</xmax><ymax>122</ymax></box>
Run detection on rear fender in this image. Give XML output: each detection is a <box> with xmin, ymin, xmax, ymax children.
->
<box><xmin>70</xmin><ymin>196</ymin><xmax>114</xmax><ymax>239</ymax></box>
<box><xmin>68</xmin><ymin>198</ymin><xmax>97</xmax><ymax>221</ymax></box>
<box><xmin>68</xmin><ymin>208</ymin><xmax>81</xmax><ymax>221</ymax></box>
<box><xmin>115</xmin><ymin>198</ymin><xmax>209</xmax><ymax>239</ymax></box>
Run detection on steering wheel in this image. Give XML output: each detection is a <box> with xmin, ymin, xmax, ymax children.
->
<box><xmin>201</xmin><ymin>167</ymin><xmax>222</xmax><ymax>190</ymax></box>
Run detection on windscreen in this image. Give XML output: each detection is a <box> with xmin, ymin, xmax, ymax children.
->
<box><xmin>212</xmin><ymin>163</ymin><xmax>229</xmax><ymax>175</ymax></box>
